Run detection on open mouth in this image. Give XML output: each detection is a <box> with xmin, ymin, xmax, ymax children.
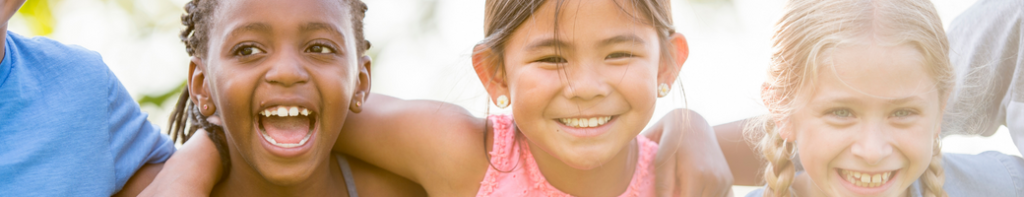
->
<box><xmin>838</xmin><ymin>168</ymin><xmax>897</xmax><ymax>188</ymax></box>
<box><xmin>257</xmin><ymin>106</ymin><xmax>316</xmax><ymax>148</ymax></box>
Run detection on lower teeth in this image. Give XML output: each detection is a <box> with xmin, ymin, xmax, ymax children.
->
<box><xmin>262</xmin><ymin>130</ymin><xmax>312</xmax><ymax>148</ymax></box>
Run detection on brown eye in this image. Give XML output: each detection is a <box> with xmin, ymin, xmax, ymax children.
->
<box><xmin>605</xmin><ymin>52</ymin><xmax>635</xmax><ymax>59</ymax></box>
<box><xmin>236</xmin><ymin>46</ymin><xmax>264</xmax><ymax>56</ymax></box>
<box><xmin>536</xmin><ymin>56</ymin><xmax>567</xmax><ymax>63</ymax></box>
<box><xmin>306</xmin><ymin>45</ymin><xmax>334</xmax><ymax>54</ymax></box>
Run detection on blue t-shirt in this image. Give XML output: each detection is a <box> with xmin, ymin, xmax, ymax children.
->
<box><xmin>0</xmin><ymin>31</ymin><xmax>175</xmax><ymax>196</ymax></box>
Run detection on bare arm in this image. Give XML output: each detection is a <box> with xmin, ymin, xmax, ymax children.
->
<box><xmin>138</xmin><ymin>129</ymin><xmax>223</xmax><ymax>197</ymax></box>
<box><xmin>333</xmin><ymin>93</ymin><xmax>488</xmax><ymax>195</ymax></box>
<box><xmin>713</xmin><ymin>118</ymin><xmax>764</xmax><ymax>186</ymax></box>
<box><xmin>113</xmin><ymin>163</ymin><xmax>164</xmax><ymax>197</ymax></box>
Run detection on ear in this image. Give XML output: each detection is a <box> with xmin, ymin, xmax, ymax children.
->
<box><xmin>188</xmin><ymin>57</ymin><xmax>217</xmax><ymax>118</ymax></box>
<box><xmin>777</xmin><ymin>120</ymin><xmax>797</xmax><ymax>142</ymax></box>
<box><xmin>473</xmin><ymin>44</ymin><xmax>511</xmax><ymax>106</ymax></box>
<box><xmin>350</xmin><ymin>55</ymin><xmax>372</xmax><ymax>113</ymax></box>
<box><xmin>657</xmin><ymin>33</ymin><xmax>689</xmax><ymax>90</ymax></box>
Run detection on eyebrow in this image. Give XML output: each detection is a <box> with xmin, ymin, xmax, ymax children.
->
<box><xmin>598</xmin><ymin>35</ymin><xmax>646</xmax><ymax>48</ymax></box>
<box><xmin>884</xmin><ymin>96</ymin><xmax>923</xmax><ymax>105</ymax></box>
<box><xmin>816</xmin><ymin>95</ymin><xmax>924</xmax><ymax>105</ymax></box>
<box><xmin>228</xmin><ymin>22</ymin><xmax>272</xmax><ymax>37</ymax></box>
<box><xmin>526</xmin><ymin>38</ymin><xmax>571</xmax><ymax>51</ymax></box>
<box><xmin>300</xmin><ymin>22</ymin><xmax>345</xmax><ymax>38</ymax></box>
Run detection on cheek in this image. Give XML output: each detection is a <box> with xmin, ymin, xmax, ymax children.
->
<box><xmin>895</xmin><ymin>128</ymin><xmax>935</xmax><ymax>168</ymax></box>
<box><xmin>793</xmin><ymin>121</ymin><xmax>851</xmax><ymax>171</ymax></box>
<box><xmin>508</xmin><ymin>68</ymin><xmax>561</xmax><ymax>111</ymax></box>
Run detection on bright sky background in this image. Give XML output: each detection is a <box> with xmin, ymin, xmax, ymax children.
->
<box><xmin>10</xmin><ymin>0</ymin><xmax>1016</xmax><ymax>195</ymax></box>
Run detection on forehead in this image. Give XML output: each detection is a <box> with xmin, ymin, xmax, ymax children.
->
<box><xmin>807</xmin><ymin>41</ymin><xmax>937</xmax><ymax>102</ymax></box>
<box><xmin>510</xmin><ymin>0</ymin><xmax>659</xmax><ymax>44</ymax></box>
<box><xmin>212</xmin><ymin>0</ymin><xmax>352</xmax><ymax>38</ymax></box>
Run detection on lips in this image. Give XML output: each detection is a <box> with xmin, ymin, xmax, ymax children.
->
<box><xmin>258</xmin><ymin>105</ymin><xmax>316</xmax><ymax>148</ymax></box>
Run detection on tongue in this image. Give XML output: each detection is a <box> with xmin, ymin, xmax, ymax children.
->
<box><xmin>262</xmin><ymin>116</ymin><xmax>310</xmax><ymax>144</ymax></box>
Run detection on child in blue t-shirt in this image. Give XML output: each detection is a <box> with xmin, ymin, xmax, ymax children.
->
<box><xmin>0</xmin><ymin>1</ymin><xmax>176</xmax><ymax>196</ymax></box>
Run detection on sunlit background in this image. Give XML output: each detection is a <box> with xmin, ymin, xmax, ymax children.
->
<box><xmin>10</xmin><ymin>0</ymin><xmax>1016</xmax><ymax>195</ymax></box>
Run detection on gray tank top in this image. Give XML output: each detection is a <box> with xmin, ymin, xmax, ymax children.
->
<box><xmin>336</xmin><ymin>154</ymin><xmax>359</xmax><ymax>197</ymax></box>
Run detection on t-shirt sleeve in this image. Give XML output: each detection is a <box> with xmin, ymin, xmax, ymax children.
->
<box><xmin>943</xmin><ymin>0</ymin><xmax>1023</xmax><ymax>137</ymax></box>
<box><xmin>104</xmin><ymin>68</ymin><xmax>176</xmax><ymax>192</ymax></box>
<box><xmin>941</xmin><ymin>152</ymin><xmax>1024</xmax><ymax>196</ymax></box>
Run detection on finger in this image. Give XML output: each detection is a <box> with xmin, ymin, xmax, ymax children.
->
<box><xmin>655</xmin><ymin>155</ymin><xmax>677</xmax><ymax>197</ymax></box>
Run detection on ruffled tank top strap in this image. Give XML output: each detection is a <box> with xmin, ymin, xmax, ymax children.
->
<box><xmin>485</xmin><ymin>114</ymin><xmax>520</xmax><ymax>170</ymax></box>
<box><xmin>477</xmin><ymin>114</ymin><xmax>522</xmax><ymax>196</ymax></box>
<box><xmin>624</xmin><ymin>135</ymin><xmax>659</xmax><ymax>197</ymax></box>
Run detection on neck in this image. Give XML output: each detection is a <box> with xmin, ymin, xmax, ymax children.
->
<box><xmin>211</xmin><ymin>149</ymin><xmax>347</xmax><ymax>197</ymax></box>
<box><xmin>528</xmin><ymin>138</ymin><xmax>638</xmax><ymax>197</ymax></box>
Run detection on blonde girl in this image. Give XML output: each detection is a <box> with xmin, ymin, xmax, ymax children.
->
<box><xmin>748</xmin><ymin>0</ymin><xmax>1024</xmax><ymax>196</ymax></box>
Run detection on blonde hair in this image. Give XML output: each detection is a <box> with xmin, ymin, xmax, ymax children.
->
<box><xmin>751</xmin><ymin>0</ymin><xmax>952</xmax><ymax>196</ymax></box>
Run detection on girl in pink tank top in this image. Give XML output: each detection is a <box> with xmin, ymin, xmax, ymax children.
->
<box><xmin>145</xmin><ymin>0</ymin><xmax>722</xmax><ymax>196</ymax></box>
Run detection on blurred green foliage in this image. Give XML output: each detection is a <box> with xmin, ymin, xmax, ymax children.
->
<box><xmin>18</xmin><ymin>0</ymin><xmax>56</xmax><ymax>36</ymax></box>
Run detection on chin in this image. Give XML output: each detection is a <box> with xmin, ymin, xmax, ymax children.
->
<box><xmin>558</xmin><ymin>145</ymin><xmax>622</xmax><ymax>170</ymax></box>
<box><xmin>256</xmin><ymin>163</ymin><xmax>318</xmax><ymax>186</ymax></box>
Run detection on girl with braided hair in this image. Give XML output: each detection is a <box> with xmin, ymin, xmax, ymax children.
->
<box><xmin>744</xmin><ymin>0</ymin><xmax>1024</xmax><ymax>196</ymax></box>
<box><xmin>140</xmin><ymin>0</ymin><xmax>428</xmax><ymax>196</ymax></box>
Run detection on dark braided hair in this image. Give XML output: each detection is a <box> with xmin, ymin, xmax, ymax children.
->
<box><xmin>168</xmin><ymin>0</ymin><xmax>372</xmax><ymax>179</ymax></box>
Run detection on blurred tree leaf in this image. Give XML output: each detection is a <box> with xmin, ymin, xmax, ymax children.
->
<box><xmin>138</xmin><ymin>81</ymin><xmax>185</xmax><ymax>107</ymax></box>
<box><xmin>17</xmin><ymin>0</ymin><xmax>57</xmax><ymax>36</ymax></box>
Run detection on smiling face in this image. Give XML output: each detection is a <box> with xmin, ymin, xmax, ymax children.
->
<box><xmin>785</xmin><ymin>40</ymin><xmax>941</xmax><ymax>197</ymax></box>
<box><xmin>196</xmin><ymin>0</ymin><xmax>365</xmax><ymax>185</ymax></box>
<box><xmin>491</xmin><ymin>0</ymin><xmax>682</xmax><ymax>169</ymax></box>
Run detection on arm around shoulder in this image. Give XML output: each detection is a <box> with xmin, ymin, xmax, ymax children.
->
<box><xmin>333</xmin><ymin>93</ymin><xmax>490</xmax><ymax>194</ymax></box>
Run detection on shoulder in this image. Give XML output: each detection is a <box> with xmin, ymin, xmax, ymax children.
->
<box><xmin>941</xmin><ymin>151</ymin><xmax>1024</xmax><ymax>196</ymax></box>
<box><xmin>744</xmin><ymin>187</ymin><xmax>766</xmax><ymax>197</ymax></box>
<box><xmin>346</xmin><ymin>154</ymin><xmax>428</xmax><ymax>196</ymax></box>
<box><xmin>8</xmin><ymin>32</ymin><xmax>106</xmax><ymax>68</ymax></box>
<box><xmin>6</xmin><ymin>32</ymin><xmax>111</xmax><ymax>84</ymax></box>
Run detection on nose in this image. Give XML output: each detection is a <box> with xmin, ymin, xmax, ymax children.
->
<box><xmin>562</xmin><ymin>63</ymin><xmax>610</xmax><ymax>100</ymax></box>
<box><xmin>850</xmin><ymin>120</ymin><xmax>894</xmax><ymax>165</ymax></box>
<box><xmin>264</xmin><ymin>54</ymin><xmax>309</xmax><ymax>86</ymax></box>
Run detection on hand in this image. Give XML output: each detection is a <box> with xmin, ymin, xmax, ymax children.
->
<box><xmin>646</xmin><ymin>109</ymin><xmax>734</xmax><ymax>197</ymax></box>
<box><xmin>138</xmin><ymin>129</ymin><xmax>223</xmax><ymax>197</ymax></box>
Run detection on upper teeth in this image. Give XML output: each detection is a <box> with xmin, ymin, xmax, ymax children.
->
<box><xmin>558</xmin><ymin>116</ymin><xmax>612</xmax><ymax>128</ymax></box>
<box><xmin>841</xmin><ymin>169</ymin><xmax>892</xmax><ymax>188</ymax></box>
<box><xmin>259</xmin><ymin>106</ymin><xmax>311</xmax><ymax>117</ymax></box>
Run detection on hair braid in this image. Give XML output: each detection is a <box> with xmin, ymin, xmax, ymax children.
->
<box><xmin>759</xmin><ymin>120</ymin><xmax>796</xmax><ymax>197</ymax></box>
<box><xmin>921</xmin><ymin>138</ymin><xmax>946</xmax><ymax>197</ymax></box>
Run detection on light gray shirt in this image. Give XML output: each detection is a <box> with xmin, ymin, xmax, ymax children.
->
<box><xmin>943</xmin><ymin>0</ymin><xmax>1024</xmax><ymax>155</ymax></box>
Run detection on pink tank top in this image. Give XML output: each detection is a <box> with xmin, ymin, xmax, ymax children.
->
<box><xmin>476</xmin><ymin>114</ymin><xmax>658</xmax><ymax>197</ymax></box>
